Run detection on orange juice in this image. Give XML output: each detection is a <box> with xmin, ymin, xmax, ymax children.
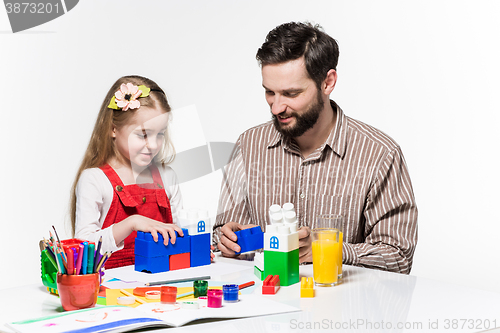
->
<box><xmin>312</xmin><ymin>237</ymin><xmax>338</xmax><ymax>286</ymax></box>
<box><xmin>337</xmin><ymin>231</ymin><xmax>343</xmax><ymax>278</ymax></box>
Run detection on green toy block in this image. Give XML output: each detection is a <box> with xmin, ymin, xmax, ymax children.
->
<box><xmin>254</xmin><ymin>266</ymin><xmax>265</xmax><ymax>280</ymax></box>
<box><xmin>264</xmin><ymin>248</ymin><xmax>299</xmax><ymax>286</ymax></box>
<box><xmin>40</xmin><ymin>249</ymin><xmax>58</xmax><ymax>294</ymax></box>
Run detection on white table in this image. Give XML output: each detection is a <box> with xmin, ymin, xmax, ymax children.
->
<box><xmin>1</xmin><ymin>255</ymin><xmax>500</xmax><ymax>333</ymax></box>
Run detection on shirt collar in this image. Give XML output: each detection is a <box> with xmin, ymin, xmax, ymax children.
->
<box><xmin>266</xmin><ymin>100</ymin><xmax>348</xmax><ymax>159</ymax></box>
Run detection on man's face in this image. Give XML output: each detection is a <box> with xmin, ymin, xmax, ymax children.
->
<box><xmin>262</xmin><ymin>57</ymin><xmax>324</xmax><ymax>138</ymax></box>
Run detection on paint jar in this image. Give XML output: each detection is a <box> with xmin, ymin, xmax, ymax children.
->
<box><xmin>207</xmin><ymin>289</ymin><xmax>223</xmax><ymax>308</ymax></box>
<box><xmin>222</xmin><ymin>284</ymin><xmax>239</xmax><ymax>303</ymax></box>
<box><xmin>161</xmin><ymin>286</ymin><xmax>177</xmax><ymax>304</ymax></box>
<box><xmin>56</xmin><ymin>273</ymin><xmax>100</xmax><ymax>311</ymax></box>
<box><xmin>193</xmin><ymin>280</ymin><xmax>208</xmax><ymax>298</ymax></box>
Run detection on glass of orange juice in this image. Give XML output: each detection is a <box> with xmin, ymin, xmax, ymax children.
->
<box><xmin>312</xmin><ymin>228</ymin><xmax>339</xmax><ymax>287</ymax></box>
<box><xmin>317</xmin><ymin>214</ymin><xmax>344</xmax><ymax>281</ymax></box>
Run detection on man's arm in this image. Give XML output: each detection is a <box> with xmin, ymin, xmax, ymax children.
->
<box><xmin>344</xmin><ymin>147</ymin><xmax>418</xmax><ymax>274</ymax></box>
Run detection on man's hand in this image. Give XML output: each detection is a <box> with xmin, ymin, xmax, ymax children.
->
<box><xmin>298</xmin><ymin>226</ymin><xmax>312</xmax><ymax>263</ymax></box>
<box><xmin>217</xmin><ymin>222</ymin><xmax>257</xmax><ymax>257</ymax></box>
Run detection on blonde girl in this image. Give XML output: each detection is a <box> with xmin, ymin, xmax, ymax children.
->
<box><xmin>70</xmin><ymin>75</ymin><xmax>183</xmax><ymax>268</ymax></box>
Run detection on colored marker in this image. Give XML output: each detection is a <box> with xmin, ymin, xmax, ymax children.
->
<box><xmin>81</xmin><ymin>242</ymin><xmax>88</xmax><ymax>275</ymax></box>
<box><xmin>87</xmin><ymin>244</ymin><xmax>95</xmax><ymax>274</ymax></box>
<box><xmin>75</xmin><ymin>244</ymin><xmax>84</xmax><ymax>275</ymax></box>
<box><xmin>93</xmin><ymin>236</ymin><xmax>102</xmax><ymax>272</ymax></box>
<box><xmin>66</xmin><ymin>249</ymin><xmax>74</xmax><ymax>275</ymax></box>
<box><xmin>72</xmin><ymin>247</ymin><xmax>77</xmax><ymax>274</ymax></box>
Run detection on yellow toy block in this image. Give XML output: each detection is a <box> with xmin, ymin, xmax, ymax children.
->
<box><xmin>300</xmin><ymin>277</ymin><xmax>314</xmax><ymax>298</ymax></box>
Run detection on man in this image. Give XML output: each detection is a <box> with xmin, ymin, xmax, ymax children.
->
<box><xmin>214</xmin><ymin>22</ymin><xmax>417</xmax><ymax>274</ymax></box>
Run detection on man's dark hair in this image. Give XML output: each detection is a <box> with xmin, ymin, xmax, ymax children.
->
<box><xmin>256</xmin><ymin>22</ymin><xmax>339</xmax><ymax>89</ymax></box>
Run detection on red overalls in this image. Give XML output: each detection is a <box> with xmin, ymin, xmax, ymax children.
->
<box><xmin>100</xmin><ymin>164</ymin><xmax>173</xmax><ymax>269</ymax></box>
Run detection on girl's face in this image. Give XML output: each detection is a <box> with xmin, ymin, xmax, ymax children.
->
<box><xmin>112</xmin><ymin>106</ymin><xmax>169</xmax><ymax>168</ymax></box>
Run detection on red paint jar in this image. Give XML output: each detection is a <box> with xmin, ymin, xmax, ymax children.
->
<box><xmin>161</xmin><ymin>286</ymin><xmax>177</xmax><ymax>304</ymax></box>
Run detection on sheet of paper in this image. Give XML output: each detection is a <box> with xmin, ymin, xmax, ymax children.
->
<box><xmin>103</xmin><ymin>260</ymin><xmax>252</xmax><ymax>284</ymax></box>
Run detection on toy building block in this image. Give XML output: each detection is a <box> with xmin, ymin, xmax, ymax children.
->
<box><xmin>254</xmin><ymin>266</ymin><xmax>265</xmax><ymax>280</ymax></box>
<box><xmin>253</xmin><ymin>252</ymin><xmax>265</xmax><ymax>280</ymax></box>
<box><xmin>40</xmin><ymin>249</ymin><xmax>58</xmax><ymax>294</ymax></box>
<box><xmin>263</xmin><ymin>203</ymin><xmax>300</xmax><ymax>287</ymax></box>
<box><xmin>264</xmin><ymin>224</ymin><xmax>299</xmax><ymax>253</ymax></box>
<box><xmin>300</xmin><ymin>277</ymin><xmax>314</xmax><ymax>298</ymax></box>
<box><xmin>135</xmin><ymin>252</ymin><xmax>169</xmax><ymax>273</ymax></box>
<box><xmin>264</xmin><ymin>249</ymin><xmax>299</xmax><ymax>286</ymax></box>
<box><xmin>135</xmin><ymin>229</ymin><xmax>190</xmax><ymax>257</ymax></box>
<box><xmin>170</xmin><ymin>252</ymin><xmax>190</xmax><ymax>270</ymax></box>
<box><xmin>190</xmin><ymin>232</ymin><xmax>211</xmax><ymax>267</ymax></box>
<box><xmin>234</xmin><ymin>226</ymin><xmax>264</xmax><ymax>254</ymax></box>
<box><xmin>135</xmin><ymin>229</ymin><xmax>190</xmax><ymax>273</ymax></box>
<box><xmin>178</xmin><ymin>209</ymin><xmax>211</xmax><ymax>235</ymax></box>
<box><xmin>262</xmin><ymin>275</ymin><xmax>280</xmax><ymax>295</ymax></box>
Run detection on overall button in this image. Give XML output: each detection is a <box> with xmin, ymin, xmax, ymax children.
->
<box><xmin>157</xmin><ymin>183</ymin><xmax>163</xmax><ymax>189</ymax></box>
<box><xmin>116</xmin><ymin>185</ymin><xmax>123</xmax><ymax>192</ymax></box>
<box><xmin>142</xmin><ymin>197</ymin><xmax>146</xmax><ymax>203</ymax></box>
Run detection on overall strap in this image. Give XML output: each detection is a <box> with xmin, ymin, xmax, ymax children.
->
<box><xmin>99</xmin><ymin>164</ymin><xmax>138</xmax><ymax>207</ymax></box>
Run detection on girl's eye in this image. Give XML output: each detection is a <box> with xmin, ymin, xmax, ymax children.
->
<box><xmin>137</xmin><ymin>133</ymin><xmax>146</xmax><ymax>139</ymax></box>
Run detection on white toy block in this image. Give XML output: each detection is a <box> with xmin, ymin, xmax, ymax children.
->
<box><xmin>254</xmin><ymin>252</ymin><xmax>264</xmax><ymax>271</ymax></box>
<box><xmin>264</xmin><ymin>223</ymin><xmax>299</xmax><ymax>252</ymax></box>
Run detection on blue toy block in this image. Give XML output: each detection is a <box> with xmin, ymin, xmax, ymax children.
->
<box><xmin>135</xmin><ymin>229</ymin><xmax>191</xmax><ymax>257</ymax></box>
<box><xmin>234</xmin><ymin>226</ymin><xmax>264</xmax><ymax>254</ymax></box>
<box><xmin>135</xmin><ymin>254</ymin><xmax>169</xmax><ymax>273</ymax></box>
<box><xmin>190</xmin><ymin>233</ymin><xmax>211</xmax><ymax>267</ymax></box>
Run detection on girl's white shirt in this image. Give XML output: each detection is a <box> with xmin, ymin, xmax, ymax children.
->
<box><xmin>74</xmin><ymin>165</ymin><xmax>183</xmax><ymax>255</ymax></box>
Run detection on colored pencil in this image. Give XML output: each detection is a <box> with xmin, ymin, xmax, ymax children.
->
<box><xmin>145</xmin><ymin>276</ymin><xmax>211</xmax><ymax>286</ymax></box>
<box><xmin>238</xmin><ymin>281</ymin><xmax>255</xmax><ymax>290</ymax></box>
<box><xmin>95</xmin><ymin>252</ymin><xmax>110</xmax><ymax>272</ymax></box>
<box><xmin>93</xmin><ymin>236</ymin><xmax>102</xmax><ymax>272</ymax></box>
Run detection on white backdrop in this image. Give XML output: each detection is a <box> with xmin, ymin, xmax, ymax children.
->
<box><xmin>1</xmin><ymin>1</ymin><xmax>499</xmax><ymax>293</ymax></box>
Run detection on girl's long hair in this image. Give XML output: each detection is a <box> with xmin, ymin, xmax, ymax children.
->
<box><xmin>69</xmin><ymin>75</ymin><xmax>175</xmax><ymax>235</ymax></box>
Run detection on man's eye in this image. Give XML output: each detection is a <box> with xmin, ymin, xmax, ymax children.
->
<box><xmin>265</xmin><ymin>90</ymin><xmax>274</xmax><ymax>96</ymax></box>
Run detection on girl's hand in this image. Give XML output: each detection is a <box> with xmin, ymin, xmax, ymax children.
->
<box><xmin>113</xmin><ymin>215</ymin><xmax>183</xmax><ymax>247</ymax></box>
<box><xmin>132</xmin><ymin>215</ymin><xmax>184</xmax><ymax>246</ymax></box>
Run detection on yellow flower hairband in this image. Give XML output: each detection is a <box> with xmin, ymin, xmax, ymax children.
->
<box><xmin>108</xmin><ymin>83</ymin><xmax>151</xmax><ymax>111</ymax></box>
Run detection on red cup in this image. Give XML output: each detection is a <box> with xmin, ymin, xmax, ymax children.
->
<box><xmin>56</xmin><ymin>273</ymin><xmax>100</xmax><ymax>311</ymax></box>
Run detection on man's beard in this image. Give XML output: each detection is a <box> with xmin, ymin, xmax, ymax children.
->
<box><xmin>272</xmin><ymin>90</ymin><xmax>323</xmax><ymax>138</ymax></box>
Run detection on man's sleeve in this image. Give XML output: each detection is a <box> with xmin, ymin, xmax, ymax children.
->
<box><xmin>213</xmin><ymin>138</ymin><xmax>253</xmax><ymax>244</ymax></box>
<box><xmin>343</xmin><ymin>146</ymin><xmax>418</xmax><ymax>274</ymax></box>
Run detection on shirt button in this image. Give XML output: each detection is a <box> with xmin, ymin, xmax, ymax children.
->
<box><xmin>116</xmin><ymin>185</ymin><xmax>123</xmax><ymax>192</ymax></box>
<box><xmin>142</xmin><ymin>197</ymin><xmax>146</xmax><ymax>203</ymax></box>
<box><xmin>300</xmin><ymin>193</ymin><xmax>305</xmax><ymax>199</ymax></box>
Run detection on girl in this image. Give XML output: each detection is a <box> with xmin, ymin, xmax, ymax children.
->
<box><xmin>70</xmin><ymin>75</ymin><xmax>183</xmax><ymax>269</ymax></box>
